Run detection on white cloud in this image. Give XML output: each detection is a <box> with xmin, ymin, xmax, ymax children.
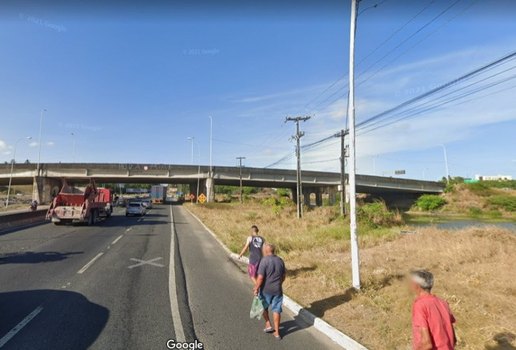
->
<box><xmin>29</xmin><ymin>141</ymin><xmax>38</xmax><ymax>147</ymax></box>
<box><xmin>46</xmin><ymin>141</ymin><xmax>55</xmax><ymax>146</ymax></box>
<box><xmin>0</xmin><ymin>140</ymin><xmax>6</xmax><ymax>151</ymax></box>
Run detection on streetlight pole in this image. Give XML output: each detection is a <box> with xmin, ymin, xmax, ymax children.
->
<box><xmin>71</xmin><ymin>132</ymin><xmax>76</xmax><ymax>163</ymax></box>
<box><xmin>6</xmin><ymin>136</ymin><xmax>32</xmax><ymax>207</ymax></box>
<box><xmin>347</xmin><ymin>0</ymin><xmax>361</xmax><ymax>290</ymax></box>
<box><xmin>236</xmin><ymin>156</ymin><xmax>246</xmax><ymax>203</ymax></box>
<box><xmin>209</xmin><ymin>116</ymin><xmax>213</xmax><ymax>176</ymax></box>
<box><xmin>187</xmin><ymin>137</ymin><xmax>195</xmax><ymax>165</ymax></box>
<box><xmin>440</xmin><ymin>144</ymin><xmax>450</xmax><ymax>183</ymax></box>
<box><xmin>37</xmin><ymin>109</ymin><xmax>46</xmax><ymax>174</ymax></box>
<box><xmin>196</xmin><ymin>141</ymin><xmax>201</xmax><ymax>204</ymax></box>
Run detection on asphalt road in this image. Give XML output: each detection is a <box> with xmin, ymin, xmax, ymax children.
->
<box><xmin>0</xmin><ymin>204</ymin><xmax>342</xmax><ymax>350</ymax></box>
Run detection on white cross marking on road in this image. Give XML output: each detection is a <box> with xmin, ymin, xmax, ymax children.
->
<box><xmin>128</xmin><ymin>257</ymin><xmax>165</xmax><ymax>269</ymax></box>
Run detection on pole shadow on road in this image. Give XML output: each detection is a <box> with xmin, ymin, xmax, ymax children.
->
<box><xmin>0</xmin><ymin>251</ymin><xmax>82</xmax><ymax>265</ymax></box>
<box><xmin>0</xmin><ymin>289</ymin><xmax>109</xmax><ymax>350</ymax></box>
<box><xmin>279</xmin><ymin>288</ymin><xmax>356</xmax><ymax>339</ymax></box>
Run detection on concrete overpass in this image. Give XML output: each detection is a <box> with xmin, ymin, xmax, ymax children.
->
<box><xmin>0</xmin><ymin>163</ymin><xmax>444</xmax><ymax>206</ymax></box>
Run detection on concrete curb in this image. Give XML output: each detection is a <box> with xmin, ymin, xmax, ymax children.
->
<box><xmin>0</xmin><ymin>209</ymin><xmax>47</xmax><ymax>233</ymax></box>
<box><xmin>183</xmin><ymin>206</ymin><xmax>368</xmax><ymax>350</ymax></box>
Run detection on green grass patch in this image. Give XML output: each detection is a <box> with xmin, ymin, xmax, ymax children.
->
<box><xmin>488</xmin><ymin>195</ymin><xmax>516</xmax><ymax>212</ymax></box>
<box><xmin>415</xmin><ymin>194</ymin><xmax>446</xmax><ymax>211</ymax></box>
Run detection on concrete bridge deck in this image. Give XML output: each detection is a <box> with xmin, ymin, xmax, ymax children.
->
<box><xmin>0</xmin><ymin>163</ymin><xmax>444</xmax><ymax>205</ymax></box>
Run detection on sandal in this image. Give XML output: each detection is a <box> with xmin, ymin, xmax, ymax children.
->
<box><xmin>263</xmin><ymin>327</ymin><xmax>274</xmax><ymax>333</ymax></box>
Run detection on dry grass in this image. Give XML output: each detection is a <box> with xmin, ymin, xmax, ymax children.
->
<box><xmin>443</xmin><ymin>184</ymin><xmax>515</xmax><ymax>219</ymax></box>
<box><xmin>188</xmin><ymin>202</ymin><xmax>516</xmax><ymax>350</ymax></box>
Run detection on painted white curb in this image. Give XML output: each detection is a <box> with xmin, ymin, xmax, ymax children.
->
<box><xmin>184</xmin><ymin>205</ymin><xmax>368</xmax><ymax>350</ymax></box>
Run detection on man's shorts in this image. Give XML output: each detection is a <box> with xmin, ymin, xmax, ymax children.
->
<box><xmin>261</xmin><ymin>293</ymin><xmax>283</xmax><ymax>313</ymax></box>
<box><xmin>247</xmin><ymin>262</ymin><xmax>259</xmax><ymax>278</ymax></box>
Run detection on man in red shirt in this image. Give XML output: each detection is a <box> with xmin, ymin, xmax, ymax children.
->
<box><xmin>410</xmin><ymin>270</ymin><xmax>456</xmax><ymax>350</ymax></box>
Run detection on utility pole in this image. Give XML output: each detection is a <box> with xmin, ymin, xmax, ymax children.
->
<box><xmin>236</xmin><ymin>156</ymin><xmax>246</xmax><ymax>203</ymax></box>
<box><xmin>347</xmin><ymin>0</ymin><xmax>361</xmax><ymax>290</ymax></box>
<box><xmin>285</xmin><ymin>115</ymin><xmax>311</xmax><ymax>219</ymax></box>
<box><xmin>338</xmin><ymin>129</ymin><xmax>348</xmax><ymax>216</ymax></box>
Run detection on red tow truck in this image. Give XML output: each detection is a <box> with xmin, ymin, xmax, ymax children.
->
<box><xmin>46</xmin><ymin>179</ymin><xmax>113</xmax><ymax>225</ymax></box>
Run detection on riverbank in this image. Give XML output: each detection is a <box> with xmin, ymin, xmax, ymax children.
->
<box><xmin>187</xmin><ymin>202</ymin><xmax>516</xmax><ymax>349</ymax></box>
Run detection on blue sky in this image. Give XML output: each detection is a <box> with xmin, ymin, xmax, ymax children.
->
<box><xmin>0</xmin><ymin>0</ymin><xmax>515</xmax><ymax>180</ymax></box>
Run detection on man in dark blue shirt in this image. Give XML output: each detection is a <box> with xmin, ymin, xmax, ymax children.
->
<box><xmin>253</xmin><ymin>243</ymin><xmax>286</xmax><ymax>340</ymax></box>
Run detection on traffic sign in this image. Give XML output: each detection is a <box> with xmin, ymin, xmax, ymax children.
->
<box><xmin>198</xmin><ymin>193</ymin><xmax>207</xmax><ymax>204</ymax></box>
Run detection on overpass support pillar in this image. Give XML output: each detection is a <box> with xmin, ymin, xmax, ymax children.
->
<box><xmin>290</xmin><ymin>187</ymin><xmax>298</xmax><ymax>204</ymax></box>
<box><xmin>206</xmin><ymin>177</ymin><xmax>215</xmax><ymax>203</ymax></box>
<box><xmin>32</xmin><ymin>177</ymin><xmax>62</xmax><ymax>204</ymax></box>
<box><xmin>328</xmin><ymin>187</ymin><xmax>337</xmax><ymax>206</ymax></box>
<box><xmin>315</xmin><ymin>190</ymin><xmax>323</xmax><ymax>207</ymax></box>
<box><xmin>302</xmin><ymin>188</ymin><xmax>311</xmax><ymax>207</ymax></box>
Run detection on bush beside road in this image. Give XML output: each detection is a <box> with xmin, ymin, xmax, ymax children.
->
<box><xmin>187</xmin><ymin>201</ymin><xmax>516</xmax><ymax>349</ymax></box>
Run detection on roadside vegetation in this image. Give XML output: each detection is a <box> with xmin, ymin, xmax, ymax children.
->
<box><xmin>188</xmin><ymin>194</ymin><xmax>515</xmax><ymax>349</ymax></box>
<box><xmin>410</xmin><ymin>179</ymin><xmax>515</xmax><ymax>221</ymax></box>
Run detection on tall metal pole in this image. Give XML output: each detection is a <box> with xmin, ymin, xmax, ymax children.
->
<box><xmin>187</xmin><ymin>137</ymin><xmax>195</xmax><ymax>164</ymax></box>
<box><xmin>236</xmin><ymin>156</ymin><xmax>246</xmax><ymax>203</ymax></box>
<box><xmin>196</xmin><ymin>141</ymin><xmax>201</xmax><ymax>203</ymax></box>
<box><xmin>441</xmin><ymin>144</ymin><xmax>450</xmax><ymax>183</ymax></box>
<box><xmin>209</xmin><ymin>116</ymin><xmax>213</xmax><ymax>176</ymax></box>
<box><xmin>339</xmin><ymin>130</ymin><xmax>347</xmax><ymax>216</ymax></box>
<box><xmin>71</xmin><ymin>132</ymin><xmax>76</xmax><ymax>163</ymax></box>
<box><xmin>348</xmin><ymin>0</ymin><xmax>361</xmax><ymax>290</ymax></box>
<box><xmin>285</xmin><ymin>116</ymin><xmax>311</xmax><ymax>219</ymax></box>
<box><xmin>6</xmin><ymin>137</ymin><xmax>32</xmax><ymax>207</ymax></box>
<box><xmin>37</xmin><ymin>109</ymin><xmax>46</xmax><ymax>174</ymax></box>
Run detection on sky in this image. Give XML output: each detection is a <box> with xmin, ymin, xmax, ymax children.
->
<box><xmin>0</xmin><ymin>0</ymin><xmax>515</xmax><ymax>181</ymax></box>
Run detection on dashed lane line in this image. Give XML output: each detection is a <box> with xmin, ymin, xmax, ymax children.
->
<box><xmin>111</xmin><ymin>235</ymin><xmax>123</xmax><ymax>245</ymax></box>
<box><xmin>77</xmin><ymin>252</ymin><xmax>104</xmax><ymax>274</ymax></box>
<box><xmin>0</xmin><ymin>306</ymin><xmax>43</xmax><ymax>348</ymax></box>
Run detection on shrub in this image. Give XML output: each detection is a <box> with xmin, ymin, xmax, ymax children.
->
<box><xmin>415</xmin><ymin>194</ymin><xmax>446</xmax><ymax>211</ymax></box>
<box><xmin>276</xmin><ymin>188</ymin><xmax>291</xmax><ymax>197</ymax></box>
<box><xmin>488</xmin><ymin>195</ymin><xmax>516</xmax><ymax>212</ymax></box>
<box><xmin>358</xmin><ymin>201</ymin><xmax>403</xmax><ymax>228</ymax></box>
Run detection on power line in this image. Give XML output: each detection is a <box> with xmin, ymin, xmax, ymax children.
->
<box><xmin>356</xmin><ymin>51</ymin><xmax>516</xmax><ymax>128</ymax></box>
<box><xmin>266</xmin><ymin>51</ymin><xmax>516</xmax><ymax>168</ymax></box>
<box><xmin>357</xmin><ymin>0</ymin><xmax>462</xmax><ymax>78</ymax></box>
<box><xmin>356</xmin><ymin>0</ymin><xmax>436</xmax><ymax>66</ymax></box>
<box><xmin>310</xmin><ymin>0</ymin><xmax>470</xmax><ymax>113</ymax></box>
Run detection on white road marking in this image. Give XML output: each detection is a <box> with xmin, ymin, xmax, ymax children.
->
<box><xmin>77</xmin><ymin>252</ymin><xmax>104</xmax><ymax>274</ymax></box>
<box><xmin>111</xmin><ymin>235</ymin><xmax>123</xmax><ymax>245</ymax></box>
<box><xmin>169</xmin><ymin>206</ymin><xmax>185</xmax><ymax>342</ymax></box>
<box><xmin>0</xmin><ymin>306</ymin><xmax>43</xmax><ymax>348</ymax></box>
<box><xmin>125</xmin><ymin>227</ymin><xmax>132</xmax><ymax>232</ymax></box>
<box><xmin>127</xmin><ymin>257</ymin><xmax>164</xmax><ymax>269</ymax></box>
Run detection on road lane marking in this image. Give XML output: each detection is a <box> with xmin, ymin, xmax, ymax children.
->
<box><xmin>128</xmin><ymin>257</ymin><xmax>164</xmax><ymax>269</ymax></box>
<box><xmin>169</xmin><ymin>205</ymin><xmax>185</xmax><ymax>342</ymax></box>
<box><xmin>112</xmin><ymin>235</ymin><xmax>123</xmax><ymax>245</ymax></box>
<box><xmin>126</xmin><ymin>227</ymin><xmax>132</xmax><ymax>232</ymax></box>
<box><xmin>0</xmin><ymin>306</ymin><xmax>43</xmax><ymax>348</ymax></box>
<box><xmin>77</xmin><ymin>252</ymin><xmax>104</xmax><ymax>274</ymax></box>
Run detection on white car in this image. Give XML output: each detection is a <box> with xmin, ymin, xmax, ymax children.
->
<box><xmin>125</xmin><ymin>202</ymin><xmax>145</xmax><ymax>216</ymax></box>
<box><xmin>141</xmin><ymin>199</ymin><xmax>152</xmax><ymax>209</ymax></box>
